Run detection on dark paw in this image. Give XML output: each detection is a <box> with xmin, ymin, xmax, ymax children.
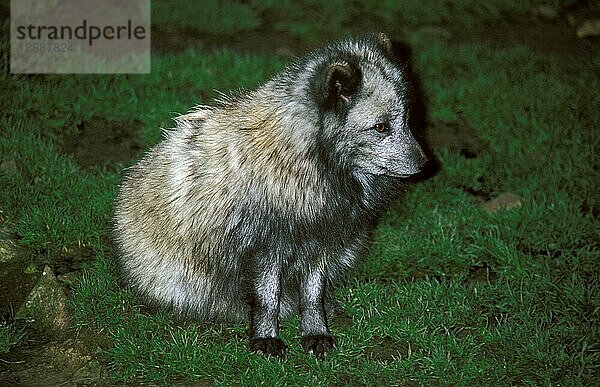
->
<box><xmin>300</xmin><ymin>335</ymin><xmax>338</xmax><ymax>359</ymax></box>
<box><xmin>249</xmin><ymin>337</ymin><xmax>287</xmax><ymax>359</ymax></box>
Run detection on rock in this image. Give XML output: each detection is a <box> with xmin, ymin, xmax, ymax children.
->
<box><xmin>15</xmin><ymin>265</ymin><xmax>70</xmax><ymax>337</ymax></box>
<box><xmin>533</xmin><ymin>5</ymin><xmax>558</xmax><ymax>22</ymax></box>
<box><xmin>480</xmin><ymin>192</ymin><xmax>523</xmax><ymax>213</ymax></box>
<box><xmin>275</xmin><ymin>46</ymin><xmax>295</xmax><ymax>58</ymax></box>
<box><xmin>0</xmin><ymin>226</ymin><xmax>19</xmax><ymax>263</ymax></box>
<box><xmin>577</xmin><ymin>20</ymin><xmax>600</xmax><ymax>39</ymax></box>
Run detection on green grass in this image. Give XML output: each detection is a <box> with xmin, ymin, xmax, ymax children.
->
<box><xmin>250</xmin><ymin>0</ymin><xmax>544</xmax><ymax>43</ymax></box>
<box><xmin>153</xmin><ymin>0</ymin><xmax>261</xmax><ymax>36</ymax></box>
<box><xmin>1</xmin><ymin>0</ymin><xmax>599</xmax><ymax>384</ymax></box>
<box><xmin>0</xmin><ymin>323</ymin><xmax>24</xmax><ymax>353</ymax></box>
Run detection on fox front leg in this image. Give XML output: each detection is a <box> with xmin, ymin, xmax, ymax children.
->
<box><xmin>246</xmin><ymin>263</ymin><xmax>286</xmax><ymax>358</ymax></box>
<box><xmin>299</xmin><ymin>268</ymin><xmax>338</xmax><ymax>358</ymax></box>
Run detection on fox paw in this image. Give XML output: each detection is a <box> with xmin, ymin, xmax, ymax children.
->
<box><xmin>300</xmin><ymin>335</ymin><xmax>338</xmax><ymax>359</ymax></box>
<box><xmin>249</xmin><ymin>337</ymin><xmax>287</xmax><ymax>359</ymax></box>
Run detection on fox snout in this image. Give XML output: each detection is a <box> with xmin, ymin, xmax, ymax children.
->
<box><xmin>406</xmin><ymin>141</ymin><xmax>428</xmax><ymax>176</ymax></box>
<box><xmin>381</xmin><ymin>130</ymin><xmax>428</xmax><ymax>178</ymax></box>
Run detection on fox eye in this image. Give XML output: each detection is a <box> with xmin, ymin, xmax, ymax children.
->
<box><xmin>373</xmin><ymin>123</ymin><xmax>389</xmax><ymax>133</ymax></box>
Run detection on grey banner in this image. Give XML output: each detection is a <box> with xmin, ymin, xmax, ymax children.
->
<box><xmin>11</xmin><ymin>0</ymin><xmax>150</xmax><ymax>74</ymax></box>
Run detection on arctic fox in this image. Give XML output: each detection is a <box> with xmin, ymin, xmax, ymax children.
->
<box><xmin>114</xmin><ymin>33</ymin><xmax>427</xmax><ymax>358</ymax></box>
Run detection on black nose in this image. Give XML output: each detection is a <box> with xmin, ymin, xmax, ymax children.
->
<box><xmin>409</xmin><ymin>145</ymin><xmax>439</xmax><ymax>181</ymax></box>
<box><xmin>411</xmin><ymin>144</ymin><xmax>428</xmax><ymax>172</ymax></box>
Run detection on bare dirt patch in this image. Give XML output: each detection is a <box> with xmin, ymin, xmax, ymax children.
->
<box><xmin>0</xmin><ymin>256</ymin><xmax>38</xmax><ymax>326</ymax></box>
<box><xmin>425</xmin><ymin>119</ymin><xmax>489</xmax><ymax>159</ymax></box>
<box><xmin>467</xmin><ymin>15</ymin><xmax>598</xmax><ymax>57</ymax></box>
<box><xmin>152</xmin><ymin>24</ymin><xmax>307</xmax><ymax>57</ymax></box>
<box><xmin>61</xmin><ymin>117</ymin><xmax>143</xmax><ymax>169</ymax></box>
<box><xmin>364</xmin><ymin>336</ymin><xmax>419</xmax><ymax>362</ymax></box>
<box><xmin>462</xmin><ymin>264</ymin><xmax>499</xmax><ymax>285</ymax></box>
<box><xmin>0</xmin><ymin>329</ymin><xmax>112</xmax><ymax>385</ymax></box>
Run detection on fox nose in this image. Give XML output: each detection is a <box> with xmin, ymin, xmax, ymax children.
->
<box><xmin>404</xmin><ymin>141</ymin><xmax>428</xmax><ymax>175</ymax></box>
<box><xmin>412</xmin><ymin>143</ymin><xmax>428</xmax><ymax>171</ymax></box>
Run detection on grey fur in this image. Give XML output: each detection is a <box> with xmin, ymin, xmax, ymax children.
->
<box><xmin>114</xmin><ymin>33</ymin><xmax>427</xmax><ymax>358</ymax></box>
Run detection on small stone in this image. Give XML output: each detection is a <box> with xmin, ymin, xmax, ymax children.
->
<box><xmin>276</xmin><ymin>46</ymin><xmax>295</xmax><ymax>58</ymax></box>
<box><xmin>533</xmin><ymin>5</ymin><xmax>558</xmax><ymax>21</ymax></box>
<box><xmin>0</xmin><ymin>229</ymin><xmax>19</xmax><ymax>263</ymax></box>
<box><xmin>481</xmin><ymin>192</ymin><xmax>522</xmax><ymax>213</ymax></box>
<box><xmin>577</xmin><ymin>19</ymin><xmax>600</xmax><ymax>39</ymax></box>
<box><xmin>15</xmin><ymin>265</ymin><xmax>71</xmax><ymax>337</ymax></box>
<box><xmin>0</xmin><ymin>158</ymin><xmax>18</xmax><ymax>174</ymax></box>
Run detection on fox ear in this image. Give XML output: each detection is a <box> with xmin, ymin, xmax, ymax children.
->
<box><xmin>317</xmin><ymin>60</ymin><xmax>361</xmax><ymax>110</ymax></box>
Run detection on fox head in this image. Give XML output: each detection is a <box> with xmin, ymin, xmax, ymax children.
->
<box><xmin>309</xmin><ymin>33</ymin><xmax>427</xmax><ymax>178</ymax></box>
